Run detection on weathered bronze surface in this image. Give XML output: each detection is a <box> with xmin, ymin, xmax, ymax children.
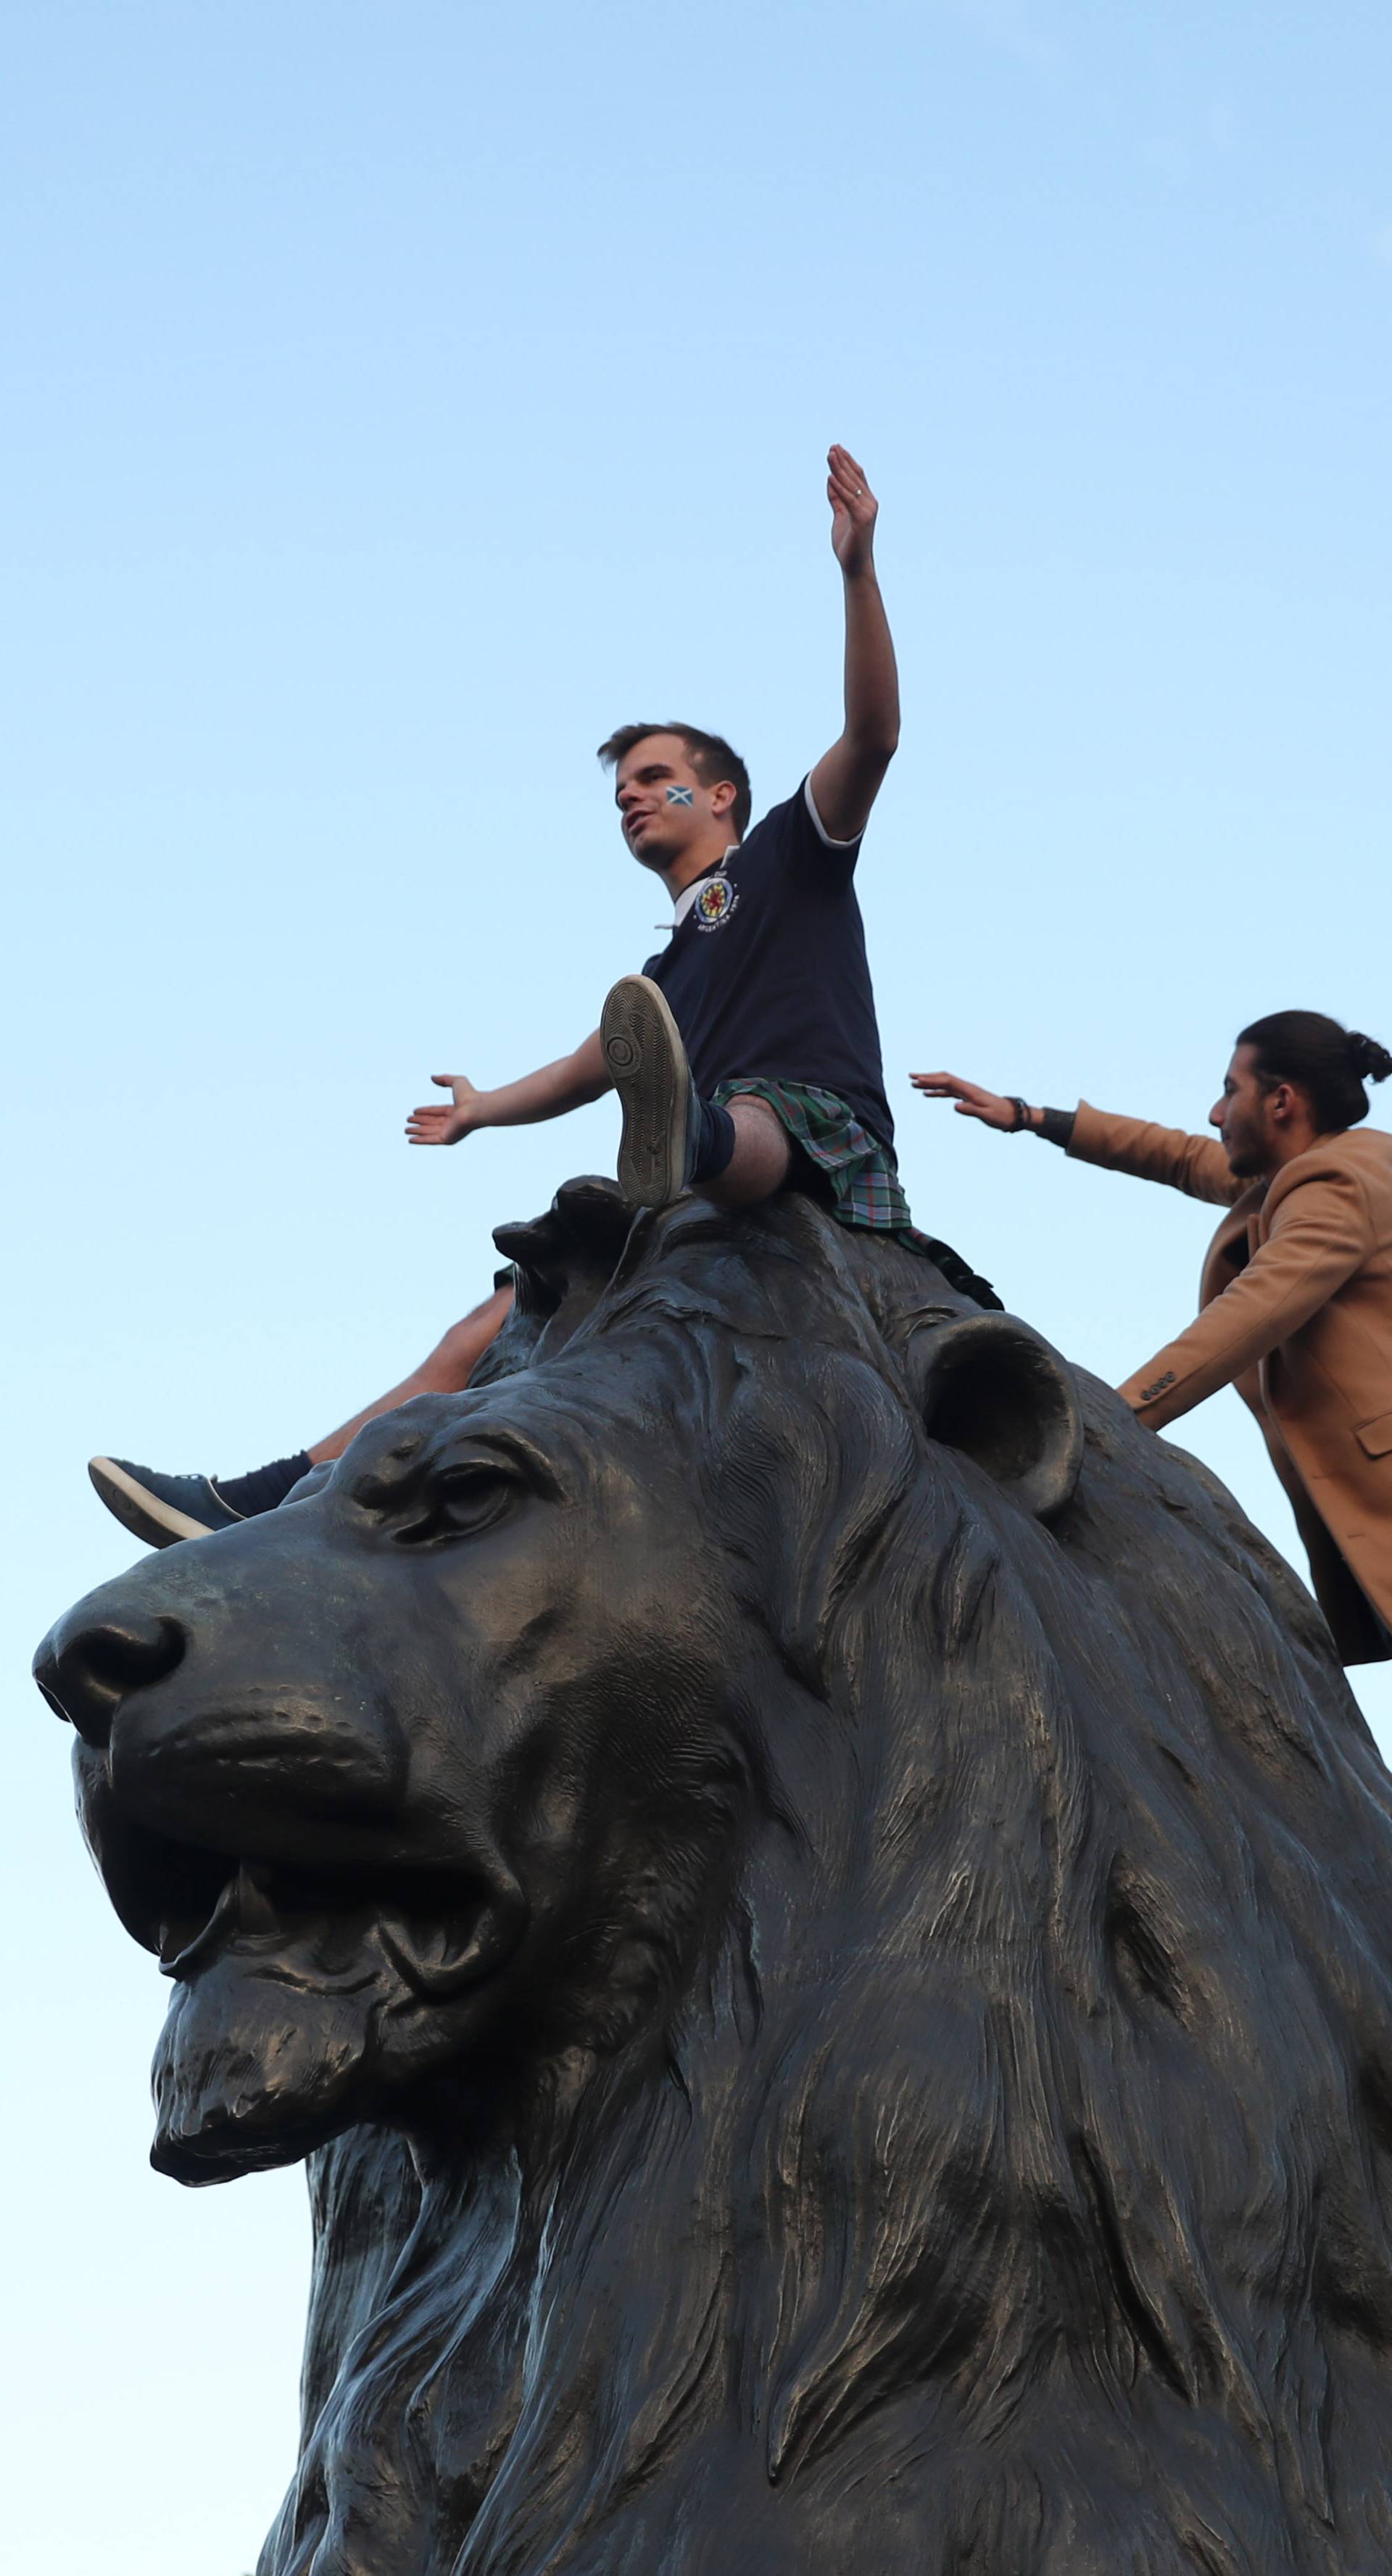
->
<box><xmin>36</xmin><ymin>1181</ymin><xmax>1392</xmax><ymax>2572</ymax></box>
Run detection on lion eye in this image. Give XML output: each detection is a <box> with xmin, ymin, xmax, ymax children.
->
<box><xmin>430</xmin><ymin>1464</ymin><xmax>518</xmax><ymax>1538</ymax></box>
<box><xmin>389</xmin><ymin>1463</ymin><xmax>520</xmax><ymax>1545</ymax></box>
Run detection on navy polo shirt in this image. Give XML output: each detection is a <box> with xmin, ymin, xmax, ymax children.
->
<box><xmin>641</xmin><ymin>778</ymin><xmax>894</xmax><ymax>1148</ymax></box>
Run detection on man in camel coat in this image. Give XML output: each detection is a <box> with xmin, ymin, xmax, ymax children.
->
<box><xmin>915</xmin><ymin>1011</ymin><xmax>1392</xmax><ymax>1665</ymax></box>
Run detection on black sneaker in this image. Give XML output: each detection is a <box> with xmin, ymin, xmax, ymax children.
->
<box><xmin>601</xmin><ymin>974</ymin><xmax>697</xmax><ymax>1209</ymax></box>
<box><xmin>88</xmin><ymin>1458</ymin><xmax>246</xmax><ymax>1550</ymax></box>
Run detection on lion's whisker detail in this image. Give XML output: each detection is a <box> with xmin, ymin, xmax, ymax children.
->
<box><xmin>33</xmin><ymin>1181</ymin><xmax>1392</xmax><ymax>2572</ymax></box>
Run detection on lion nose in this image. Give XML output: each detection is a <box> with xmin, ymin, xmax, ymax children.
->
<box><xmin>34</xmin><ymin>1604</ymin><xmax>187</xmax><ymax>1749</ymax></box>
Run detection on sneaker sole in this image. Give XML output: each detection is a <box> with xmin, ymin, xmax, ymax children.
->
<box><xmin>601</xmin><ymin>976</ymin><xmax>691</xmax><ymax>1210</ymax></box>
<box><xmin>88</xmin><ymin>1456</ymin><xmax>217</xmax><ymax>1550</ymax></box>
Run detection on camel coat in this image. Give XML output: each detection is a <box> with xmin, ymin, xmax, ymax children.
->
<box><xmin>1066</xmin><ymin>1102</ymin><xmax>1392</xmax><ymax>1664</ymax></box>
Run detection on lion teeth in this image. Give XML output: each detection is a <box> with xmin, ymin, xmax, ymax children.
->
<box><xmin>235</xmin><ymin>1861</ymin><xmax>279</xmax><ymax>1933</ymax></box>
<box><xmin>157</xmin><ymin>1861</ymin><xmax>282</xmax><ymax>1977</ymax></box>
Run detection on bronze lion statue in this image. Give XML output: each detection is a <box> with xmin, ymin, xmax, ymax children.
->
<box><xmin>35</xmin><ymin>1182</ymin><xmax>1392</xmax><ymax>2574</ymax></box>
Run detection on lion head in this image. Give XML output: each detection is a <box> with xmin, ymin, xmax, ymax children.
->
<box><xmin>36</xmin><ymin>1182</ymin><xmax>1392</xmax><ymax>2574</ymax></box>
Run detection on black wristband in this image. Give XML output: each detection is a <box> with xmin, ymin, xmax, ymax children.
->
<box><xmin>1035</xmin><ymin>1107</ymin><xmax>1076</xmax><ymax>1149</ymax></box>
<box><xmin>1006</xmin><ymin>1096</ymin><xmax>1031</xmax><ymax>1131</ymax></box>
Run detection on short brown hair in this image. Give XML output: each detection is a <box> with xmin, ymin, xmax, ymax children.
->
<box><xmin>597</xmin><ymin>722</ymin><xmax>752</xmax><ymax>840</ymax></box>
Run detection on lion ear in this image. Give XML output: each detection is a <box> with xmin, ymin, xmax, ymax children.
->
<box><xmin>914</xmin><ymin>1313</ymin><xmax>1084</xmax><ymax>1521</ymax></box>
<box><xmin>494</xmin><ymin>1177</ymin><xmax>634</xmax><ymax>1324</ymax></box>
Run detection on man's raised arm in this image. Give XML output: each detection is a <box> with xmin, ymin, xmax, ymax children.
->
<box><xmin>807</xmin><ymin>445</ymin><xmax>900</xmax><ymax>843</ymax></box>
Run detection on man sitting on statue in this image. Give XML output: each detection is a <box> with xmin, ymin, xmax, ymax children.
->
<box><xmin>92</xmin><ymin>445</ymin><xmax>987</xmax><ymax>1553</ymax></box>
<box><xmin>914</xmin><ymin>1011</ymin><xmax>1392</xmax><ymax>1664</ymax></box>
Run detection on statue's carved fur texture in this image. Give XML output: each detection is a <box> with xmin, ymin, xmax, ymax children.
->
<box><xmin>38</xmin><ymin>1187</ymin><xmax>1392</xmax><ymax>2574</ymax></box>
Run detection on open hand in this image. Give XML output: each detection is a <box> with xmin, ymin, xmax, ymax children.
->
<box><xmin>406</xmin><ymin>1073</ymin><xmax>481</xmax><ymax>1147</ymax></box>
<box><xmin>910</xmin><ymin>1071</ymin><xmax>1022</xmax><ymax>1132</ymax></box>
<box><xmin>827</xmin><ymin>444</ymin><xmax>878</xmax><ymax>576</ymax></box>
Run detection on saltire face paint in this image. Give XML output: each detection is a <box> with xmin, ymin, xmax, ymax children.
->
<box><xmin>665</xmin><ymin>784</ymin><xmax>694</xmax><ymax>807</ymax></box>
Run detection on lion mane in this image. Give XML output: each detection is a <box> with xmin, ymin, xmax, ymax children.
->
<box><xmin>41</xmin><ymin>1185</ymin><xmax>1392</xmax><ymax>2575</ymax></box>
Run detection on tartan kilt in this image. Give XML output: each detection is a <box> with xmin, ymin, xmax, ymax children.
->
<box><xmin>712</xmin><ymin>1077</ymin><xmax>1002</xmax><ymax>1309</ymax></box>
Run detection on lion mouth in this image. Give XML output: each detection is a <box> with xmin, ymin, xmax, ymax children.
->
<box><xmin>76</xmin><ymin>1746</ymin><xmax>510</xmax><ymax>1991</ymax></box>
<box><xmin>146</xmin><ymin>1841</ymin><xmax>507</xmax><ymax>2007</ymax></box>
<box><xmin>149</xmin><ymin>1857</ymin><xmax>517</xmax><ymax>2184</ymax></box>
<box><xmin>91</xmin><ymin>1823</ymin><xmax>524</xmax><ymax>2185</ymax></box>
<box><xmin>153</xmin><ymin>1853</ymin><xmax>491</xmax><ymax>1993</ymax></box>
<box><xmin>70</xmin><ymin>1745</ymin><xmax>529</xmax><ymax>2184</ymax></box>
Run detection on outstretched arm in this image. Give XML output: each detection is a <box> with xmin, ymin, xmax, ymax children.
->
<box><xmin>807</xmin><ymin>446</ymin><xmax>900</xmax><ymax>842</ymax></box>
<box><xmin>913</xmin><ymin>1074</ymin><xmax>1239</xmax><ymax>1205</ymax></box>
<box><xmin>407</xmin><ymin>1029</ymin><xmax>608</xmax><ymax>1146</ymax></box>
<box><xmin>911</xmin><ymin>1073</ymin><xmax>1034</xmax><ymax>1131</ymax></box>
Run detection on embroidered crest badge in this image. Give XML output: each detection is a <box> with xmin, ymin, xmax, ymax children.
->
<box><xmin>694</xmin><ymin>875</ymin><xmax>739</xmax><ymax>933</ymax></box>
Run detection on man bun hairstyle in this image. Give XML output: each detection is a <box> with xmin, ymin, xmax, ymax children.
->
<box><xmin>1350</xmin><ymin>1031</ymin><xmax>1392</xmax><ymax>1084</ymax></box>
<box><xmin>598</xmin><ymin>722</ymin><xmax>752</xmax><ymax>841</ymax></box>
<box><xmin>1238</xmin><ymin>1010</ymin><xmax>1392</xmax><ymax>1133</ymax></box>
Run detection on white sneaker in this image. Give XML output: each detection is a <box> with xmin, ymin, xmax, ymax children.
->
<box><xmin>600</xmin><ymin>976</ymin><xmax>698</xmax><ymax>1210</ymax></box>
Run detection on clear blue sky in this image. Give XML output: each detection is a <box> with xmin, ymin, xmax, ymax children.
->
<box><xmin>4</xmin><ymin>6</ymin><xmax>1391</xmax><ymax>2568</ymax></box>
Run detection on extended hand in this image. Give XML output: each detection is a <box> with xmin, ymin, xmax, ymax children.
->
<box><xmin>827</xmin><ymin>444</ymin><xmax>878</xmax><ymax>576</ymax></box>
<box><xmin>406</xmin><ymin>1073</ymin><xmax>482</xmax><ymax>1147</ymax></box>
<box><xmin>911</xmin><ymin>1071</ymin><xmax>1022</xmax><ymax>1132</ymax></box>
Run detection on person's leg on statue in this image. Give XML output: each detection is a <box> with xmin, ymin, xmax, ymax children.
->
<box><xmin>605</xmin><ymin>978</ymin><xmax>794</xmax><ymax>1214</ymax></box>
<box><xmin>695</xmin><ymin>1095</ymin><xmax>792</xmax><ymax>1208</ymax></box>
<box><xmin>304</xmin><ymin>1281</ymin><xmax>515</xmax><ymax>1463</ymax></box>
<box><xmin>88</xmin><ymin>1280</ymin><xmax>515</xmax><ymax>1550</ymax></box>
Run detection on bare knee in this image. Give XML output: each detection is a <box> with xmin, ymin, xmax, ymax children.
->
<box><xmin>697</xmin><ymin>1097</ymin><xmax>792</xmax><ymax>1209</ymax></box>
